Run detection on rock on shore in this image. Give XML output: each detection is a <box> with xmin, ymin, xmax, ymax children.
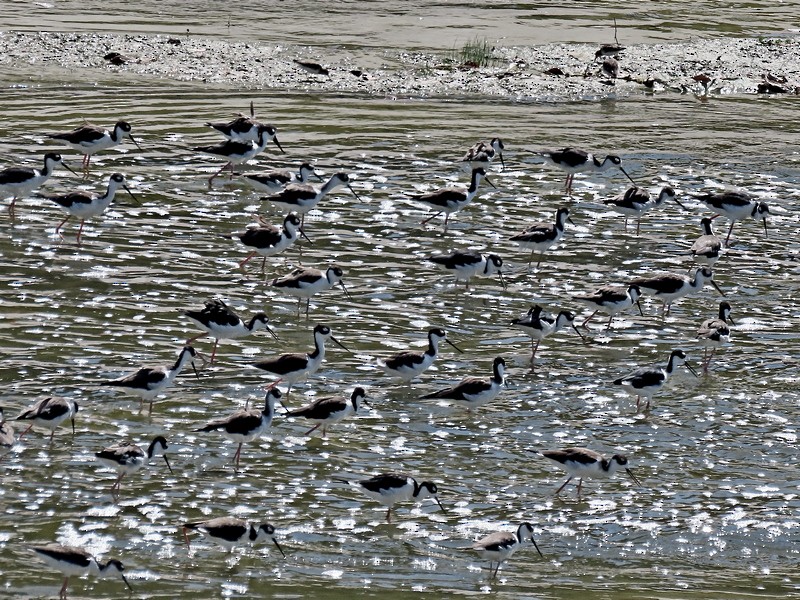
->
<box><xmin>1</xmin><ymin>31</ymin><xmax>799</xmax><ymax>101</ymax></box>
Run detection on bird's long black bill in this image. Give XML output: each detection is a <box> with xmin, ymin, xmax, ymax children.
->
<box><xmin>128</xmin><ymin>134</ymin><xmax>143</xmax><ymax>152</ymax></box>
<box><xmin>673</xmin><ymin>197</ymin><xmax>688</xmax><ymax>210</ymax></box>
<box><xmin>446</xmin><ymin>338</ymin><xmax>464</xmax><ymax>354</ymax></box>
<box><xmin>62</xmin><ymin>162</ymin><xmax>79</xmax><ymax>177</ymax></box>
<box><xmin>620</xmin><ymin>166</ymin><xmax>636</xmax><ymax>185</ymax></box>
<box><xmin>571</xmin><ymin>324</ymin><xmax>589</xmax><ymax>344</ymax></box>
<box><xmin>300</xmin><ymin>228</ymin><xmax>313</xmax><ymax>244</ymax></box>
<box><xmin>121</xmin><ymin>573</ymin><xmax>133</xmax><ymax>591</ymax></box>
<box><xmin>434</xmin><ymin>496</ymin><xmax>447</xmax><ymax>514</ymax></box>
<box><xmin>347</xmin><ymin>184</ymin><xmax>362</xmax><ymax>201</ymax></box>
<box><xmin>191</xmin><ymin>361</ymin><xmax>201</xmax><ymax>379</ymax></box>
<box><xmin>266</xmin><ymin>325</ymin><xmax>280</xmax><ymax>341</ymax></box>
<box><xmin>123</xmin><ymin>185</ymin><xmax>140</xmax><ymax>205</ymax></box>
<box><xmin>339</xmin><ymin>281</ymin><xmax>353</xmax><ymax>301</ymax></box>
<box><xmin>710</xmin><ymin>279</ymin><xmax>725</xmax><ymax>297</ymax></box>
<box><xmin>498</xmin><ymin>270</ymin><xmax>507</xmax><ymax>290</ymax></box>
<box><xmin>273</xmin><ymin>137</ymin><xmax>285</xmax><ymax>153</ymax></box>
<box><xmin>626</xmin><ymin>468</ymin><xmax>642</xmax><ymax>487</ymax></box>
<box><xmin>498</xmin><ymin>155</ymin><xmax>505</xmax><ymax>171</ymax></box>
<box><xmin>273</xmin><ymin>538</ymin><xmax>287</xmax><ymax>558</ymax></box>
<box><xmin>636</xmin><ymin>299</ymin><xmax>644</xmax><ymax>317</ymax></box>
<box><xmin>685</xmin><ymin>361</ymin><xmax>699</xmax><ymax>378</ymax></box>
<box><xmin>763</xmin><ymin>218</ymin><xmax>769</xmax><ymax>238</ymax></box>
<box><xmin>161</xmin><ymin>454</ymin><xmax>174</xmax><ymax>474</ymax></box>
<box><xmin>331</xmin><ymin>335</ymin><xmax>353</xmax><ymax>354</ymax></box>
<box><xmin>531</xmin><ymin>536</ymin><xmax>544</xmax><ymax>558</ymax></box>
<box><xmin>484</xmin><ymin>176</ymin><xmax>497</xmax><ymax>190</ymax></box>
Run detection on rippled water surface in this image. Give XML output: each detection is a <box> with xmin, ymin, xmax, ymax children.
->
<box><xmin>2</xmin><ymin>5</ymin><xmax>800</xmax><ymax>600</ymax></box>
<box><xmin>6</xmin><ymin>1</ymin><xmax>800</xmax><ymax>47</ymax></box>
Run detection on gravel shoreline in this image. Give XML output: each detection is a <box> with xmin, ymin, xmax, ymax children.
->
<box><xmin>2</xmin><ymin>31</ymin><xmax>800</xmax><ymax>101</ymax></box>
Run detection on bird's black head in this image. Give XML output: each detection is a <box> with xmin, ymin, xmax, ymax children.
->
<box><xmin>254</xmin><ymin>312</ymin><xmax>269</xmax><ymax>325</ymax></box>
<box><xmin>44</xmin><ymin>152</ymin><xmax>63</xmax><ymax>163</ymax></box>
<box><xmin>493</xmin><ymin>357</ymin><xmax>506</xmax><ymax>368</ymax></box>
<box><xmin>184</xmin><ymin>346</ymin><xmax>198</xmax><ymax>357</ymax></box>
<box><xmin>420</xmin><ymin>481</ymin><xmax>438</xmax><ymax>495</ymax></box>
<box><xmin>286</xmin><ymin>213</ymin><xmax>302</xmax><ymax>226</ymax></box>
<box><xmin>334</xmin><ymin>172</ymin><xmax>352</xmax><ymax>183</ymax></box>
<box><xmin>314</xmin><ymin>324</ymin><xmax>332</xmax><ymax>336</ymax></box>
<box><xmin>612</xmin><ymin>454</ymin><xmax>629</xmax><ymax>466</ymax></box>
<box><xmin>258</xmin><ymin>523</ymin><xmax>277</xmax><ymax>536</ymax></box>
<box><xmin>152</xmin><ymin>435</ymin><xmax>169</xmax><ymax>450</ymax></box>
<box><xmin>607</xmin><ymin>155</ymin><xmax>623</xmax><ymax>165</ymax></box>
<box><xmin>351</xmin><ymin>387</ymin><xmax>367</xmax><ymax>401</ymax></box>
<box><xmin>429</xmin><ymin>327</ymin><xmax>447</xmax><ymax>339</ymax></box>
<box><xmin>110</xmin><ymin>173</ymin><xmax>126</xmax><ymax>184</ymax></box>
<box><xmin>488</xmin><ymin>254</ymin><xmax>503</xmax><ymax>268</ymax></box>
<box><xmin>115</xmin><ymin>121</ymin><xmax>133</xmax><ymax>133</ymax></box>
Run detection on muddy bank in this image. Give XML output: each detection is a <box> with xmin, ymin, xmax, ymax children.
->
<box><xmin>1</xmin><ymin>31</ymin><xmax>799</xmax><ymax>101</ymax></box>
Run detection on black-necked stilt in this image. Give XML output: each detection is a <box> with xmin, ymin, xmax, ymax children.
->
<box><xmin>600</xmin><ymin>56</ymin><xmax>620</xmax><ymax>78</ymax></box>
<box><xmin>337</xmin><ymin>473</ymin><xmax>446</xmax><ymax>523</ymax></box>
<box><xmin>184</xmin><ymin>298</ymin><xmax>278</xmax><ymax>363</ymax></box>
<box><xmin>472</xmin><ymin>522</ymin><xmax>543</xmax><ymax>579</ymax></box>
<box><xmin>95</xmin><ymin>435</ymin><xmax>173</xmax><ymax>498</ymax></box>
<box><xmin>613</xmin><ymin>348</ymin><xmax>698</xmax><ymax>410</ymax></box>
<box><xmin>260</xmin><ymin>172</ymin><xmax>360</xmax><ymax>226</ymax></box>
<box><xmin>242</xmin><ymin>162</ymin><xmax>322</xmax><ymax>193</ymax></box>
<box><xmin>539</xmin><ymin>447</ymin><xmax>642</xmax><ymax>498</ymax></box>
<box><xmin>511</xmin><ymin>306</ymin><xmax>586</xmax><ymax>365</ymax></box>
<box><xmin>287</xmin><ymin>386</ymin><xmax>367</xmax><ymax>437</ymax></box>
<box><xmin>0</xmin><ymin>407</ymin><xmax>15</xmax><ymax>450</ymax></box>
<box><xmin>694</xmin><ymin>190</ymin><xmax>769</xmax><ymax>246</ymax></box>
<box><xmin>101</xmin><ymin>346</ymin><xmax>200</xmax><ymax>413</ymax></box>
<box><xmin>509</xmin><ymin>206</ymin><xmax>573</xmax><ymax>270</ymax></box>
<box><xmin>691</xmin><ymin>217</ymin><xmax>723</xmax><ymax>267</ymax></box>
<box><xmin>206</xmin><ymin>112</ymin><xmax>262</xmax><ymax>142</ymax></box>
<box><xmin>271</xmin><ymin>265</ymin><xmax>351</xmax><ymax>315</ymax></box>
<box><xmin>409</xmin><ymin>167</ymin><xmax>495</xmax><ymax>229</ymax></box>
<box><xmin>228</xmin><ymin>212</ymin><xmax>312</xmax><ymax>275</ymax></box>
<box><xmin>15</xmin><ymin>397</ymin><xmax>78</xmax><ymax>442</ymax></box>
<box><xmin>294</xmin><ymin>59</ymin><xmax>329</xmax><ymax>76</ymax></box>
<box><xmin>379</xmin><ymin>327</ymin><xmax>463</xmax><ymax>382</ymax></box>
<box><xmin>252</xmin><ymin>324</ymin><xmax>350</xmax><ymax>399</ymax></box>
<box><xmin>429</xmin><ymin>251</ymin><xmax>505</xmax><ymax>290</ymax></box>
<box><xmin>48</xmin><ymin>120</ymin><xmax>141</xmax><ymax>175</ymax></box>
<box><xmin>194</xmin><ymin>124</ymin><xmax>284</xmax><ymax>185</ymax></box>
<box><xmin>31</xmin><ymin>543</ymin><xmax>132</xmax><ymax>599</ymax></box>
<box><xmin>632</xmin><ymin>267</ymin><xmax>724</xmax><ymax>316</ymax></box>
<box><xmin>595</xmin><ymin>44</ymin><xmax>625</xmax><ymax>59</ymax></box>
<box><xmin>43</xmin><ymin>172</ymin><xmax>137</xmax><ymax>243</ymax></box>
<box><xmin>182</xmin><ymin>517</ymin><xmax>285</xmax><ymax>557</ymax></box>
<box><xmin>697</xmin><ymin>301</ymin><xmax>734</xmax><ymax>374</ymax></box>
<box><xmin>462</xmin><ymin>138</ymin><xmax>505</xmax><ymax>171</ymax></box>
<box><xmin>0</xmin><ymin>152</ymin><xmax>77</xmax><ymax>216</ymax></box>
<box><xmin>419</xmin><ymin>356</ymin><xmax>506</xmax><ymax>410</ymax></box>
<box><xmin>573</xmin><ymin>283</ymin><xmax>644</xmax><ymax>330</ymax></box>
<box><xmin>195</xmin><ymin>388</ymin><xmax>284</xmax><ymax>467</ymax></box>
<box><xmin>603</xmin><ymin>185</ymin><xmax>683</xmax><ymax>233</ymax></box>
<box><xmin>537</xmin><ymin>147</ymin><xmax>635</xmax><ymax>194</ymax></box>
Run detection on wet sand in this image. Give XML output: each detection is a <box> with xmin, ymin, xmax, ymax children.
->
<box><xmin>1</xmin><ymin>31</ymin><xmax>799</xmax><ymax>100</ymax></box>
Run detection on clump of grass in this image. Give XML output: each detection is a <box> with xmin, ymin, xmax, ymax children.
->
<box><xmin>451</xmin><ymin>37</ymin><xmax>496</xmax><ymax>69</ymax></box>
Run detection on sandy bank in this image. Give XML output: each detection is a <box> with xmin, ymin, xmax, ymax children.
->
<box><xmin>1</xmin><ymin>31</ymin><xmax>799</xmax><ymax>101</ymax></box>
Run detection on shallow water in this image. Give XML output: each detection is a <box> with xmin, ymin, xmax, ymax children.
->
<box><xmin>2</xmin><ymin>5</ymin><xmax>800</xmax><ymax>600</ymax></box>
<box><xmin>6</xmin><ymin>1</ymin><xmax>800</xmax><ymax>48</ymax></box>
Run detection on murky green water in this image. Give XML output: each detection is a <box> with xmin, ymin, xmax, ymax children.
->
<box><xmin>2</xmin><ymin>3</ymin><xmax>800</xmax><ymax>599</ymax></box>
